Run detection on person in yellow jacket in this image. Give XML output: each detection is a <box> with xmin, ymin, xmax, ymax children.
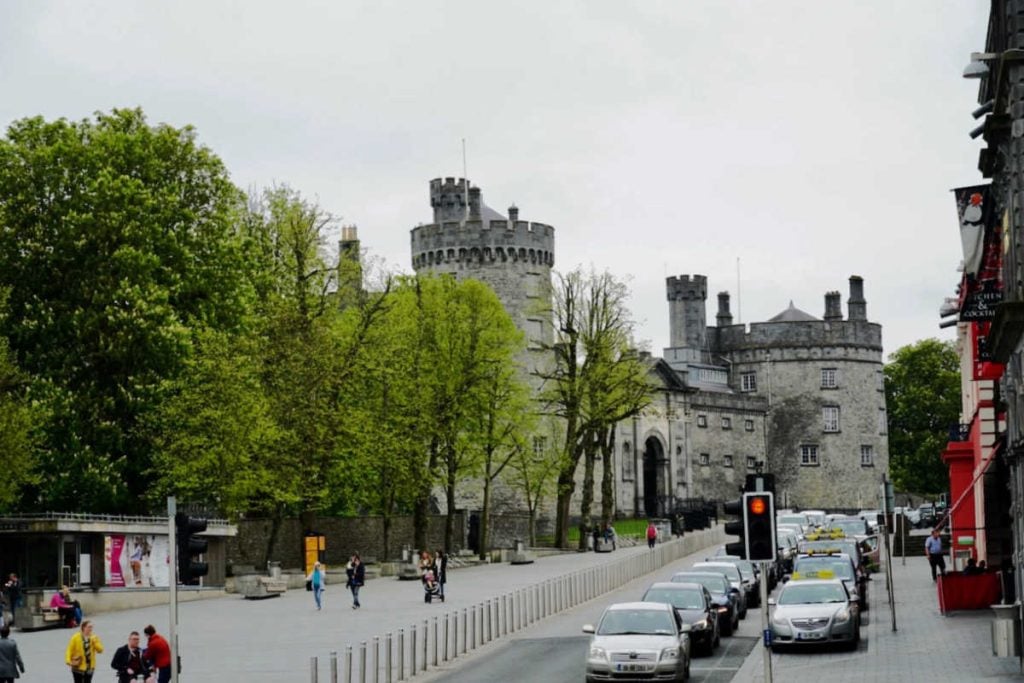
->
<box><xmin>65</xmin><ymin>620</ymin><xmax>104</xmax><ymax>683</ymax></box>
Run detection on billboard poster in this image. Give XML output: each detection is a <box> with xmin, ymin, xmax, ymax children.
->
<box><xmin>954</xmin><ymin>184</ymin><xmax>1003</xmax><ymax>321</ymax></box>
<box><xmin>105</xmin><ymin>534</ymin><xmax>171</xmax><ymax>588</ymax></box>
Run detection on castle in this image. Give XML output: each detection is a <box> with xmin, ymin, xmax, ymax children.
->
<box><xmin>411</xmin><ymin>178</ymin><xmax>889</xmax><ymax>512</ymax></box>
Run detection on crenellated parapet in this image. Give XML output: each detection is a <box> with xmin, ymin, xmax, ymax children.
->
<box><xmin>666</xmin><ymin>275</ymin><xmax>708</xmax><ymax>301</ymax></box>
<box><xmin>410</xmin><ymin>220</ymin><xmax>555</xmax><ymax>270</ymax></box>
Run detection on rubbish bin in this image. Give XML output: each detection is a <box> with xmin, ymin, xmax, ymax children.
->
<box><xmin>991</xmin><ymin>603</ymin><xmax>1021</xmax><ymax>657</ymax></box>
<box><xmin>515</xmin><ymin>538</ymin><xmax>524</xmax><ymax>553</ymax></box>
<box><xmin>267</xmin><ymin>561</ymin><xmax>281</xmax><ymax>580</ymax></box>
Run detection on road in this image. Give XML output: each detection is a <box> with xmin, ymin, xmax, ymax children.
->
<box><xmin>422</xmin><ymin>544</ymin><xmax>764</xmax><ymax>682</ymax></box>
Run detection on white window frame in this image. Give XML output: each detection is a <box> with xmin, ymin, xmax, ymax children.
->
<box><xmin>823</xmin><ymin>406</ymin><xmax>840</xmax><ymax>433</ymax></box>
<box><xmin>697</xmin><ymin>414</ymin><xmax>707</xmax><ymax>428</ymax></box>
<box><xmin>741</xmin><ymin>372</ymin><xmax>757</xmax><ymax>392</ymax></box>
<box><xmin>746</xmin><ymin>456</ymin><xmax>756</xmax><ymax>469</ymax></box>
<box><xmin>800</xmin><ymin>444</ymin><xmax>820</xmax><ymax>466</ymax></box>
<box><xmin>699</xmin><ymin>453</ymin><xmax>710</xmax><ymax>466</ymax></box>
<box><xmin>821</xmin><ymin>367</ymin><xmax>837</xmax><ymax>389</ymax></box>
<box><xmin>860</xmin><ymin>445</ymin><xmax>874</xmax><ymax>467</ymax></box>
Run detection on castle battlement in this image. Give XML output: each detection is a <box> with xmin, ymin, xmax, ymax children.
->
<box><xmin>666</xmin><ymin>274</ymin><xmax>708</xmax><ymax>301</ymax></box>
<box><xmin>410</xmin><ymin>218</ymin><xmax>556</xmax><ymax>270</ymax></box>
<box><xmin>710</xmin><ymin>319</ymin><xmax>883</xmax><ymax>352</ymax></box>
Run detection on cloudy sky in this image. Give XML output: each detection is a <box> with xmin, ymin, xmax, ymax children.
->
<box><xmin>0</xmin><ymin>1</ymin><xmax>988</xmax><ymax>359</ymax></box>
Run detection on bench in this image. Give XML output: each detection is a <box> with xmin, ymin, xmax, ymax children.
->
<box><xmin>14</xmin><ymin>594</ymin><xmax>66</xmax><ymax>631</ymax></box>
<box><xmin>240</xmin><ymin>576</ymin><xmax>288</xmax><ymax>600</ymax></box>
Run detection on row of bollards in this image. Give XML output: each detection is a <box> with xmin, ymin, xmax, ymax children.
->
<box><xmin>310</xmin><ymin>538</ymin><xmax>693</xmax><ymax>682</ymax></box>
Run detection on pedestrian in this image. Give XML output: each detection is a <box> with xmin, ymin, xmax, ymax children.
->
<box><xmin>0</xmin><ymin>624</ymin><xmax>25</xmax><ymax>682</ymax></box>
<box><xmin>142</xmin><ymin>625</ymin><xmax>170</xmax><ymax>683</ymax></box>
<box><xmin>307</xmin><ymin>561</ymin><xmax>325</xmax><ymax>610</ymax></box>
<box><xmin>65</xmin><ymin>619</ymin><xmax>103</xmax><ymax>683</ymax></box>
<box><xmin>51</xmin><ymin>586</ymin><xmax>82</xmax><ymax>627</ymax></box>
<box><xmin>346</xmin><ymin>554</ymin><xmax>365</xmax><ymax>609</ymax></box>
<box><xmin>111</xmin><ymin>630</ymin><xmax>149</xmax><ymax>683</ymax></box>
<box><xmin>925</xmin><ymin>528</ymin><xmax>946</xmax><ymax>581</ymax></box>
<box><xmin>434</xmin><ymin>549</ymin><xmax>447</xmax><ymax>602</ymax></box>
<box><xmin>646</xmin><ymin>521</ymin><xmax>657</xmax><ymax>549</ymax></box>
<box><xmin>2</xmin><ymin>575</ymin><xmax>21</xmax><ymax>628</ymax></box>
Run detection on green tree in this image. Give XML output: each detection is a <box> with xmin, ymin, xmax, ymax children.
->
<box><xmin>0</xmin><ymin>109</ymin><xmax>253</xmax><ymax>511</ymax></box>
<box><xmin>507</xmin><ymin>417</ymin><xmax>562</xmax><ymax>546</ymax></box>
<box><xmin>0</xmin><ymin>297</ymin><xmax>42</xmax><ymax>510</ymax></box>
<box><xmin>884</xmin><ymin>338</ymin><xmax>960</xmax><ymax>495</ymax></box>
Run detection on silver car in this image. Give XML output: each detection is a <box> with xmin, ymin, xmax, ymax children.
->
<box><xmin>768</xmin><ymin>579</ymin><xmax>860</xmax><ymax>651</ymax></box>
<box><xmin>583</xmin><ymin>601</ymin><xmax>692</xmax><ymax>682</ymax></box>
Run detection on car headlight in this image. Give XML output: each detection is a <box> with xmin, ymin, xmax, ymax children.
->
<box><xmin>772</xmin><ymin>613</ymin><xmax>788</xmax><ymax>627</ymax></box>
<box><xmin>833</xmin><ymin>609</ymin><xmax>850</xmax><ymax>624</ymax></box>
<box><xmin>691</xmin><ymin>618</ymin><xmax>708</xmax><ymax>630</ymax></box>
<box><xmin>589</xmin><ymin>646</ymin><xmax>607</xmax><ymax>659</ymax></box>
<box><xmin>660</xmin><ymin>647</ymin><xmax>679</xmax><ymax>660</ymax></box>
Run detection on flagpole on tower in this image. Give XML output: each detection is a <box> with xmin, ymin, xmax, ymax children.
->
<box><xmin>462</xmin><ymin>138</ymin><xmax>469</xmax><ymax>220</ymax></box>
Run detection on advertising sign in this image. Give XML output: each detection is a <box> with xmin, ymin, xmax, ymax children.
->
<box><xmin>954</xmin><ymin>184</ymin><xmax>1003</xmax><ymax>321</ymax></box>
<box><xmin>105</xmin><ymin>534</ymin><xmax>170</xmax><ymax>588</ymax></box>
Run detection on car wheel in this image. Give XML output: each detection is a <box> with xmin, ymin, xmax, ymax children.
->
<box><xmin>721</xmin><ymin>617</ymin><xmax>733</xmax><ymax>636</ymax></box>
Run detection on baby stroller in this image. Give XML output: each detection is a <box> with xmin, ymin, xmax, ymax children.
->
<box><xmin>422</xmin><ymin>569</ymin><xmax>442</xmax><ymax>603</ymax></box>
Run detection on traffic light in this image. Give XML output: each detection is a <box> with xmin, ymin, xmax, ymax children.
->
<box><xmin>743</xmin><ymin>492</ymin><xmax>776</xmax><ymax>561</ymax></box>
<box><xmin>175</xmin><ymin>513</ymin><xmax>209</xmax><ymax>585</ymax></box>
<box><xmin>723</xmin><ymin>498</ymin><xmax>746</xmax><ymax>558</ymax></box>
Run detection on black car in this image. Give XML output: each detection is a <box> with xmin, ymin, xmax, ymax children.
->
<box><xmin>670</xmin><ymin>571</ymin><xmax>739</xmax><ymax>636</ymax></box>
<box><xmin>642</xmin><ymin>581</ymin><xmax>721</xmax><ymax>656</ymax></box>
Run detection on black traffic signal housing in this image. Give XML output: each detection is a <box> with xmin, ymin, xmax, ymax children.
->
<box><xmin>175</xmin><ymin>513</ymin><xmax>209</xmax><ymax>585</ymax></box>
<box><xmin>743</xmin><ymin>492</ymin><xmax>776</xmax><ymax>561</ymax></box>
<box><xmin>723</xmin><ymin>498</ymin><xmax>746</xmax><ymax>558</ymax></box>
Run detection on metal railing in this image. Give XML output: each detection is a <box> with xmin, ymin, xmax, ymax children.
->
<box><xmin>307</xmin><ymin>536</ymin><xmax>709</xmax><ymax>682</ymax></box>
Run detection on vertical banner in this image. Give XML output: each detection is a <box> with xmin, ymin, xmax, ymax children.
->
<box><xmin>954</xmin><ymin>184</ymin><xmax>1003</xmax><ymax>320</ymax></box>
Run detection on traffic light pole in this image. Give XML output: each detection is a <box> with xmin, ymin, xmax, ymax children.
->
<box><xmin>168</xmin><ymin>496</ymin><xmax>179</xmax><ymax>683</ymax></box>
<box><xmin>760</xmin><ymin>560</ymin><xmax>772</xmax><ymax>683</ymax></box>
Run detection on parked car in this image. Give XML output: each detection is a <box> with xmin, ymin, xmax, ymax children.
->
<box><xmin>856</xmin><ymin>510</ymin><xmax>881</xmax><ymax>533</ymax></box>
<box><xmin>708</xmin><ymin>555</ymin><xmax>762</xmax><ymax>606</ymax></box>
<box><xmin>583</xmin><ymin>601</ymin><xmax>692</xmax><ymax>682</ymax></box>
<box><xmin>641</xmin><ymin>581</ymin><xmax>720</xmax><ymax>656</ymax></box>
<box><xmin>791</xmin><ymin>552</ymin><xmax>867</xmax><ymax>610</ymax></box>
<box><xmin>768</xmin><ymin>579</ymin><xmax>860</xmax><ymax>651</ymax></box>
<box><xmin>670</xmin><ymin>571</ymin><xmax>740</xmax><ymax>636</ymax></box>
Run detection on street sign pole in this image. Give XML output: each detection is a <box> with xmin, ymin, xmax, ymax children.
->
<box><xmin>168</xmin><ymin>496</ymin><xmax>179</xmax><ymax>683</ymax></box>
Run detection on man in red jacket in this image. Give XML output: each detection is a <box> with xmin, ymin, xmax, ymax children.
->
<box><xmin>143</xmin><ymin>624</ymin><xmax>172</xmax><ymax>683</ymax></box>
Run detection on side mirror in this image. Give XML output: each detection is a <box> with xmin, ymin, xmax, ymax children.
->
<box><xmin>768</xmin><ymin>598</ymin><xmax>776</xmax><ymax>606</ymax></box>
<box><xmin>679</xmin><ymin>623</ymin><xmax>692</xmax><ymax>633</ymax></box>
<box><xmin>582</xmin><ymin>625</ymin><xmax>595</xmax><ymax>634</ymax></box>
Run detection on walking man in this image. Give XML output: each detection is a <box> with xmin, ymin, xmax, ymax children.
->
<box><xmin>143</xmin><ymin>625</ymin><xmax>171</xmax><ymax>683</ymax></box>
<box><xmin>925</xmin><ymin>528</ymin><xmax>946</xmax><ymax>581</ymax></box>
<box><xmin>346</xmin><ymin>554</ymin><xmax>365</xmax><ymax>609</ymax></box>
<box><xmin>111</xmin><ymin>631</ymin><xmax>149</xmax><ymax>682</ymax></box>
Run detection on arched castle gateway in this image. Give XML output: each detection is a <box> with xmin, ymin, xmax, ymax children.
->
<box><xmin>406</xmin><ymin>178</ymin><xmax>888</xmax><ymax>514</ymax></box>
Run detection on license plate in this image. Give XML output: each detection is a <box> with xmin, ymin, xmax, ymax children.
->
<box><xmin>796</xmin><ymin>631</ymin><xmax>825</xmax><ymax>641</ymax></box>
<box><xmin>615</xmin><ymin>663</ymin><xmax>651</xmax><ymax>672</ymax></box>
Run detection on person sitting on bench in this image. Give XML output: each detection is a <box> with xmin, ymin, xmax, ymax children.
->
<box><xmin>50</xmin><ymin>586</ymin><xmax>81</xmax><ymax>626</ymax></box>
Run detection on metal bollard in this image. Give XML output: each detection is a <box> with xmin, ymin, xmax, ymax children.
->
<box><xmin>398</xmin><ymin>629</ymin><xmax>405</xmax><ymax>682</ymax></box>
<box><xmin>374</xmin><ymin>637</ymin><xmax>381</xmax><ymax>683</ymax></box>
<box><xmin>422</xmin><ymin>619</ymin><xmax>428</xmax><ymax>672</ymax></box>
<box><xmin>443</xmin><ymin>613</ymin><xmax>450</xmax><ymax>662</ymax></box>
<box><xmin>345</xmin><ymin>645</ymin><xmax>352</xmax><ymax>683</ymax></box>
<box><xmin>432</xmin><ymin>616</ymin><xmax>439</xmax><ymax>666</ymax></box>
<box><xmin>470</xmin><ymin>605</ymin><xmax>476</xmax><ymax>650</ymax></box>
<box><xmin>411</xmin><ymin>623</ymin><xmax>418</xmax><ymax>674</ymax></box>
<box><xmin>461</xmin><ymin>608</ymin><xmax>468</xmax><ymax>655</ymax></box>
<box><xmin>360</xmin><ymin>642</ymin><xmax>367</xmax><ymax>683</ymax></box>
<box><xmin>311</xmin><ymin>656</ymin><xmax>319</xmax><ymax>683</ymax></box>
<box><xmin>486</xmin><ymin>599</ymin><xmax>493</xmax><ymax>642</ymax></box>
<box><xmin>385</xmin><ymin>633</ymin><xmax>393</xmax><ymax>683</ymax></box>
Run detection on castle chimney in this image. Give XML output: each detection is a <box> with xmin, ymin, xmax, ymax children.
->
<box><xmin>716</xmin><ymin>292</ymin><xmax>733</xmax><ymax>327</ymax></box>
<box><xmin>824</xmin><ymin>291</ymin><xmax>843</xmax><ymax>321</ymax></box>
<box><xmin>508</xmin><ymin>204</ymin><xmax>519</xmax><ymax>221</ymax></box>
<box><xmin>847</xmin><ymin>275</ymin><xmax>867</xmax><ymax>321</ymax></box>
<box><xmin>468</xmin><ymin>186</ymin><xmax>482</xmax><ymax>219</ymax></box>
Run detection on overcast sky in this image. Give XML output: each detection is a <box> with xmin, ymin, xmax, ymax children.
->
<box><xmin>0</xmin><ymin>1</ymin><xmax>988</xmax><ymax>359</ymax></box>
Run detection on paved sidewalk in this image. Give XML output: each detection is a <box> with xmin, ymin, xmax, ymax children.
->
<box><xmin>10</xmin><ymin>527</ymin><xmax>722</xmax><ymax>681</ymax></box>
<box><xmin>733</xmin><ymin>552</ymin><xmax>1024</xmax><ymax>682</ymax></box>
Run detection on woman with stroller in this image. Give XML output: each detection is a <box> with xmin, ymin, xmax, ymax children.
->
<box><xmin>419</xmin><ymin>551</ymin><xmax>440</xmax><ymax>603</ymax></box>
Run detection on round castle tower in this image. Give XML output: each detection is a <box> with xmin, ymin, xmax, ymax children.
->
<box><xmin>410</xmin><ymin>178</ymin><xmax>555</xmax><ymax>377</ymax></box>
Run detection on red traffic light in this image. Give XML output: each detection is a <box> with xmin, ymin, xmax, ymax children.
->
<box><xmin>749</xmin><ymin>496</ymin><xmax>767</xmax><ymax>516</ymax></box>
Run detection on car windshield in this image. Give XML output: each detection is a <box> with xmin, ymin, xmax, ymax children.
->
<box><xmin>828</xmin><ymin>520</ymin><xmax>865</xmax><ymax>535</ymax></box>
<box><xmin>672</xmin><ymin>574</ymin><xmax>729</xmax><ymax>595</ymax></box>
<box><xmin>778</xmin><ymin>583</ymin><xmax>847</xmax><ymax>605</ymax></box>
<box><xmin>794</xmin><ymin>558</ymin><xmax>854</xmax><ymax>580</ymax></box>
<box><xmin>643</xmin><ymin>588</ymin><xmax>705</xmax><ymax>610</ymax></box>
<box><xmin>719</xmin><ymin>558</ymin><xmax>755</xmax><ymax>578</ymax></box>
<box><xmin>778</xmin><ymin>515</ymin><xmax>807</xmax><ymax>527</ymax></box>
<box><xmin>597</xmin><ymin>609</ymin><xmax>677</xmax><ymax>635</ymax></box>
<box><xmin>695</xmin><ymin>564</ymin><xmax>741</xmax><ymax>582</ymax></box>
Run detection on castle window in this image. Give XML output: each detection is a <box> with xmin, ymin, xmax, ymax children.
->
<box><xmin>821</xmin><ymin>368</ymin><xmax>837</xmax><ymax>389</ymax></box>
<box><xmin>860</xmin><ymin>445</ymin><xmax>875</xmax><ymax>467</ymax></box>
<box><xmin>878</xmin><ymin>407</ymin><xmax>888</xmax><ymax>435</ymax></box>
<box><xmin>823</xmin><ymin>406</ymin><xmax>840</xmax><ymax>432</ymax></box>
<box><xmin>723</xmin><ymin>455</ymin><xmax>733</xmax><ymax>468</ymax></box>
<box><xmin>800</xmin><ymin>444</ymin><xmax>820</xmax><ymax>466</ymax></box>
<box><xmin>745</xmin><ymin>419</ymin><xmax>754</xmax><ymax>432</ymax></box>
<box><xmin>721</xmin><ymin>416</ymin><xmax>732</xmax><ymax>430</ymax></box>
<box><xmin>746</xmin><ymin>456</ymin><xmax>756</xmax><ymax>469</ymax></box>
<box><xmin>622</xmin><ymin>442</ymin><xmax>634</xmax><ymax>481</ymax></box>
<box><xmin>697</xmin><ymin>414</ymin><xmax>707</xmax><ymax>428</ymax></box>
<box><xmin>699</xmin><ymin>453</ymin><xmax>710</xmax><ymax>466</ymax></box>
<box><xmin>741</xmin><ymin>372</ymin><xmax>757</xmax><ymax>392</ymax></box>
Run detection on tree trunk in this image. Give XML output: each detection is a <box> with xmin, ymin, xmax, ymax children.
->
<box><xmin>600</xmin><ymin>426</ymin><xmax>615</xmax><ymax>526</ymax></box>
<box><xmin>263</xmin><ymin>506</ymin><xmax>286</xmax><ymax>567</ymax></box>
<box><xmin>414</xmin><ymin>438</ymin><xmax>440</xmax><ymax>551</ymax></box>
<box><xmin>480</xmin><ymin>470</ymin><xmax>492</xmax><ymax>560</ymax></box>
<box><xmin>382</xmin><ymin>513</ymin><xmax>392</xmax><ymax>561</ymax></box>
<box><xmin>578</xmin><ymin>433</ymin><xmax>596</xmax><ymax>551</ymax></box>
<box><xmin>555</xmin><ymin>471</ymin><xmax>576</xmax><ymax>548</ymax></box>
<box><xmin>445</xmin><ymin>449</ymin><xmax>457</xmax><ymax>552</ymax></box>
